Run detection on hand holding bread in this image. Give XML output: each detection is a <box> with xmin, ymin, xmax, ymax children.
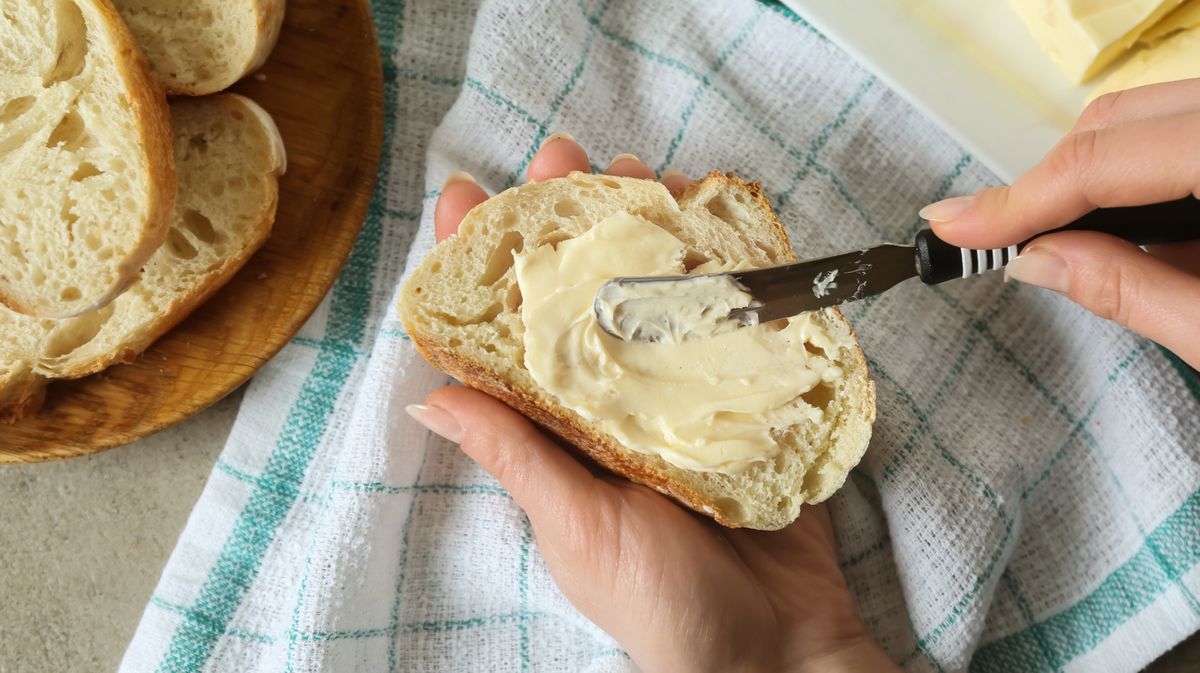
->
<box><xmin>403</xmin><ymin>137</ymin><xmax>896</xmax><ymax>673</ymax></box>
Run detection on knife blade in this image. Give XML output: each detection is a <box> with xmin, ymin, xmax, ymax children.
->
<box><xmin>594</xmin><ymin>197</ymin><xmax>1200</xmax><ymax>342</ymax></box>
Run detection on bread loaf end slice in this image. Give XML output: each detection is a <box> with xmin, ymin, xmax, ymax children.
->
<box><xmin>399</xmin><ymin>172</ymin><xmax>875</xmax><ymax>530</ymax></box>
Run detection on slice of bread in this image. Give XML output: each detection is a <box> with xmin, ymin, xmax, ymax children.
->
<box><xmin>0</xmin><ymin>94</ymin><xmax>285</xmax><ymax>422</ymax></box>
<box><xmin>398</xmin><ymin>173</ymin><xmax>875</xmax><ymax>530</ymax></box>
<box><xmin>0</xmin><ymin>0</ymin><xmax>175</xmax><ymax>318</ymax></box>
<box><xmin>112</xmin><ymin>0</ymin><xmax>285</xmax><ymax>95</ymax></box>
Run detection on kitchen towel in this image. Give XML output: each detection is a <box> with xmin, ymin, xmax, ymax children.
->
<box><xmin>120</xmin><ymin>1</ymin><xmax>1200</xmax><ymax>671</ymax></box>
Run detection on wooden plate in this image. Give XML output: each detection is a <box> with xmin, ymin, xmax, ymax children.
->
<box><xmin>0</xmin><ymin>0</ymin><xmax>384</xmax><ymax>463</ymax></box>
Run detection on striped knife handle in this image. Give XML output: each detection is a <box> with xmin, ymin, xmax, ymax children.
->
<box><xmin>914</xmin><ymin>197</ymin><xmax>1200</xmax><ymax>284</ymax></box>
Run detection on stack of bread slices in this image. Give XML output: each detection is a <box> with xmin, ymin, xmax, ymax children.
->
<box><xmin>0</xmin><ymin>0</ymin><xmax>287</xmax><ymax>422</ymax></box>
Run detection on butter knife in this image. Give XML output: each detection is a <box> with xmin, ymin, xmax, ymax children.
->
<box><xmin>595</xmin><ymin>197</ymin><xmax>1200</xmax><ymax>342</ymax></box>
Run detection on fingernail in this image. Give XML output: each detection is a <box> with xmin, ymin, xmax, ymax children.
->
<box><xmin>405</xmin><ymin>404</ymin><xmax>463</xmax><ymax>443</ymax></box>
<box><xmin>660</xmin><ymin>166</ymin><xmax>688</xmax><ymax>180</ymax></box>
<box><xmin>442</xmin><ymin>171</ymin><xmax>476</xmax><ymax>191</ymax></box>
<box><xmin>919</xmin><ymin>195</ymin><xmax>975</xmax><ymax>222</ymax></box>
<box><xmin>539</xmin><ymin>131</ymin><xmax>576</xmax><ymax>150</ymax></box>
<box><xmin>607</xmin><ymin>153</ymin><xmax>640</xmax><ymax>168</ymax></box>
<box><xmin>1004</xmin><ymin>248</ymin><xmax>1070</xmax><ymax>294</ymax></box>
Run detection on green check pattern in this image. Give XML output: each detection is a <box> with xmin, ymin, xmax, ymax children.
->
<box><xmin>119</xmin><ymin>1</ymin><xmax>1200</xmax><ymax>672</ymax></box>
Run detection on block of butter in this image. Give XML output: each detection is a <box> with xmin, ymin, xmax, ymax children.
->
<box><xmin>1093</xmin><ymin>7</ymin><xmax>1200</xmax><ymax>98</ymax></box>
<box><xmin>1009</xmin><ymin>0</ymin><xmax>1185</xmax><ymax>82</ymax></box>
<box><xmin>1138</xmin><ymin>0</ymin><xmax>1200</xmax><ymax>44</ymax></box>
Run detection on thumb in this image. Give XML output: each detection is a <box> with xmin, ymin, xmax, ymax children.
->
<box><xmin>407</xmin><ymin>386</ymin><xmax>602</xmax><ymax>524</ymax></box>
<box><xmin>1005</xmin><ymin>231</ymin><xmax>1200</xmax><ymax>369</ymax></box>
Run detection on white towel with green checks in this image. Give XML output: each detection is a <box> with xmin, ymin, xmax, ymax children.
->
<box><xmin>120</xmin><ymin>1</ymin><xmax>1200</xmax><ymax>671</ymax></box>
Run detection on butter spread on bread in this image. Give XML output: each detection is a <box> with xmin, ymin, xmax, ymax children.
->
<box><xmin>515</xmin><ymin>212</ymin><xmax>851</xmax><ymax>474</ymax></box>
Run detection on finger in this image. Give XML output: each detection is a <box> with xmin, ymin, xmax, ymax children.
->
<box><xmin>528</xmin><ymin>132</ymin><xmax>590</xmax><ymax>183</ymax></box>
<box><xmin>604</xmin><ymin>153</ymin><xmax>656</xmax><ymax>180</ymax></box>
<box><xmin>1074</xmin><ymin>78</ymin><xmax>1200</xmax><ymax>133</ymax></box>
<box><xmin>926</xmin><ymin>110</ymin><xmax>1200</xmax><ymax>249</ymax></box>
<box><xmin>1006</xmin><ymin>231</ymin><xmax>1200</xmax><ymax>368</ymax></box>
<box><xmin>660</xmin><ymin>166</ymin><xmax>691</xmax><ymax>198</ymax></box>
<box><xmin>434</xmin><ymin>172</ymin><xmax>488</xmax><ymax>242</ymax></box>
<box><xmin>413</xmin><ymin>386</ymin><xmax>604</xmax><ymax>522</ymax></box>
<box><xmin>1147</xmin><ymin>240</ymin><xmax>1200</xmax><ymax>275</ymax></box>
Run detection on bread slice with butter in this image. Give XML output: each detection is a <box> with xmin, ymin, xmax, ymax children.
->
<box><xmin>111</xmin><ymin>0</ymin><xmax>285</xmax><ymax>95</ymax></box>
<box><xmin>0</xmin><ymin>0</ymin><xmax>175</xmax><ymax>318</ymax></box>
<box><xmin>398</xmin><ymin>172</ymin><xmax>875</xmax><ymax>530</ymax></box>
<box><xmin>0</xmin><ymin>94</ymin><xmax>285</xmax><ymax>423</ymax></box>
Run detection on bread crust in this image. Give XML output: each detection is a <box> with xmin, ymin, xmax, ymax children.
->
<box><xmin>0</xmin><ymin>0</ymin><xmax>175</xmax><ymax>318</ymax></box>
<box><xmin>0</xmin><ymin>94</ymin><xmax>285</xmax><ymax>419</ymax></box>
<box><xmin>147</xmin><ymin>0</ymin><xmax>286</xmax><ymax>96</ymax></box>
<box><xmin>91</xmin><ymin>0</ymin><xmax>177</xmax><ymax>314</ymax></box>
<box><xmin>401</xmin><ymin>172</ymin><xmax>876</xmax><ymax>529</ymax></box>
<box><xmin>0</xmin><ymin>368</ymin><xmax>47</xmax><ymax>425</ymax></box>
<box><xmin>48</xmin><ymin>95</ymin><xmax>283</xmax><ymax>379</ymax></box>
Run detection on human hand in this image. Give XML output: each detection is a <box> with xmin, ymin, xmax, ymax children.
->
<box><xmin>921</xmin><ymin>78</ymin><xmax>1200</xmax><ymax>370</ymax></box>
<box><xmin>407</xmin><ymin>134</ymin><xmax>897</xmax><ymax>673</ymax></box>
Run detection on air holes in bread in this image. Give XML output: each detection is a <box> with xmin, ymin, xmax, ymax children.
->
<box><xmin>804</xmin><ymin>342</ymin><xmax>825</xmax><ymax>358</ymax></box>
<box><xmin>682</xmin><ymin>251</ymin><xmax>709</xmax><ymax>273</ymax></box>
<box><xmin>182</xmin><ymin>209</ymin><xmax>218</xmax><ymax>244</ymax></box>
<box><xmin>776</xmin><ymin>496</ymin><xmax>792</xmax><ymax>512</ymax></box>
<box><xmin>166</xmin><ymin>228</ymin><xmax>198</xmax><ymax>259</ymax></box>
<box><xmin>705</xmin><ymin>195</ymin><xmax>739</xmax><ymax>225</ymax></box>
<box><xmin>713</xmin><ymin>497</ymin><xmax>747</xmax><ymax>525</ymax></box>
<box><xmin>476</xmin><ymin>303</ymin><xmax>503</xmax><ymax>324</ymax></box>
<box><xmin>535</xmin><ymin>227</ymin><xmax>571</xmax><ymax>250</ymax></box>
<box><xmin>44</xmin><ymin>0</ymin><xmax>87</xmax><ymax>87</ymax></box>
<box><xmin>42</xmin><ymin>304</ymin><xmax>115</xmax><ymax>358</ymax></box>
<box><xmin>479</xmin><ymin>231</ymin><xmax>523</xmax><ymax>286</ymax></box>
<box><xmin>60</xmin><ymin>198</ymin><xmax>77</xmax><ymax>232</ymax></box>
<box><xmin>554</xmin><ymin>199</ymin><xmax>582</xmax><ymax>217</ymax></box>
<box><xmin>189</xmin><ymin>134</ymin><xmax>208</xmax><ymax>154</ymax></box>
<box><xmin>70</xmin><ymin>162</ymin><xmax>102</xmax><ymax>181</ymax></box>
<box><xmin>598</xmin><ymin>177</ymin><xmax>621</xmax><ymax>189</ymax></box>
<box><xmin>8</xmin><ymin>241</ymin><xmax>26</xmax><ymax>264</ymax></box>
<box><xmin>429</xmin><ymin>261</ymin><xmax>442</xmax><ymax>273</ymax></box>
<box><xmin>0</xmin><ymin>96</ymin><xmax>35</xmax><ymax>123</ymax></box>
<box><xmin>753</xmin><ymin>239</ymin><xmax>778</xmax><ymax>262</ymax></box>
<box><xmin>762</xmin><ymin>319</ymin><xmax>788</xmax><ymax>332</ymax></box>
<box><xmin>47</xmin><ymin>110</ymin><xmax>86</xmax><ymax>150</ymax></box>
<box><xmin>773</xmin><ymin>453</ymin><xmax>787</xmax><ymax>474</ymax></box>
<box><xmin>801</xmin><ymin>383</ymin><xmax>835</xmax><ymax>410</ymax></box>
<box><xmin>503</xmin><ymin>283</ymin><xmax>522</xmax><ymax>312</ymax></box>
<box><xmin>59</xmin><ymin>286</ymin><xmax>80</xmax><ymax>301</ymax></box>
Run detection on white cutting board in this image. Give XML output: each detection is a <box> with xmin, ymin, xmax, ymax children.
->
<box><xmin>781</xmin><ymin>0</ymin><xmax>1097</xmax><ymax>183</ymax></box>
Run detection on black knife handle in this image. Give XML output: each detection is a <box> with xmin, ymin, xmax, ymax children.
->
<box><xmin>915</xmin><ymin>197</ymin><xmax>1200</xmax><ymax>285</ymax></box>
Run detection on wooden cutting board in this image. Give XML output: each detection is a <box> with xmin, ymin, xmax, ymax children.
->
<box><xmin>0</xmin><ymin>0</ymin><xmax>385</xmax><ymax>463</ymax></box>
